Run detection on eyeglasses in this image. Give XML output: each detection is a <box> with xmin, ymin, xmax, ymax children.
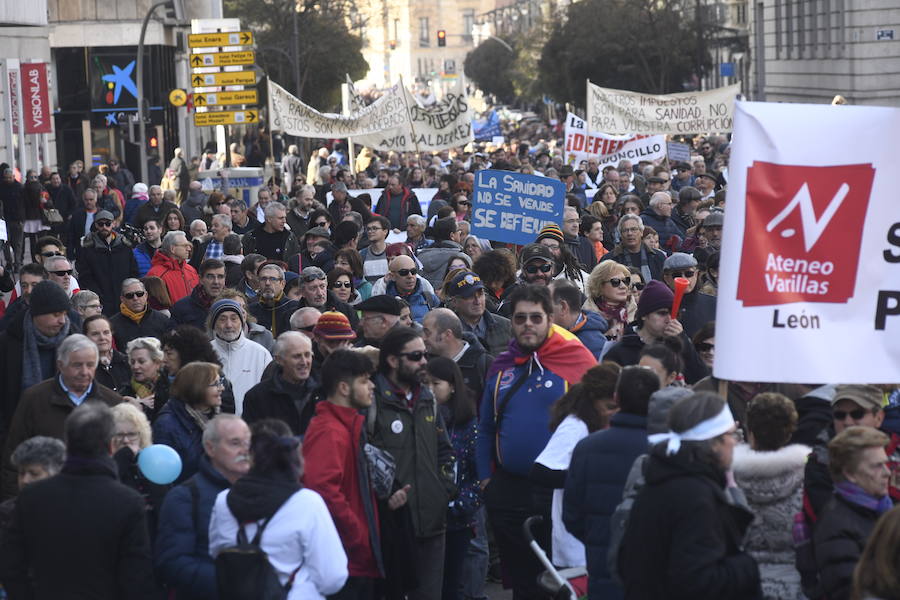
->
<box><xmin>393</xmin><ymin>268</ymin><xmax>417</xmax><ymax>277</ymax></box>
<box><xmin>668</xmin><ymin>270</ymin><xmax>696</xmax><ymax>279</ymax></box>
<box><xmin>84</xmin><ymin>303</ymin><xmax>102</xmax><ymax>310</ymax></box>
<box><xmin>513</xmin><ymin>312</ymin><xmax>546</xmax><ymax>325</ymax></box>
<box><xmin>399</xmin><ymin>351</ymin><xmax>427</xmax><ymax>362</ymax></box>
<box><xmin>51</xmin><ymin>269</ymin><xmax>73</xmax><ymax>276</ymax></box>
<box><xmin>40</xmin><ymin>251</ymin><xmax>63</xmax><ymax>258</ymax></box>
<box><xmin>114</xmin><ymin>431</ymin><xmax>140</xmax><ymax>442</ymax></box>
<box><xmin>621</xmin><ymin>227</ymin><xmax>641</xmax><ymax>234</ymax></box>
<box><xmin>301</xmin><ymin>272</ymin><xmax>326</xmax><ymax>282</ymax></box>
<box><xmin>564</xmin><ymin>218</ymin><xmax>579</xmax><ymax>224</ymax></box>
<box><xmin>366</xmin><ymin>226</ymin><xmax>384</xmax><ymax>232</ymax></box>
<box><xmin>259</xmin><ymin>276</ymin><xmax>284</xmax><ymax>284</ymax></box>
<box><xmin>95</xmin><ymin>221</ymin><xmax>112</xmax><ymax>228</ymax></box>
<box><xmin>631</xmin><ymin>282</ymin><xmax>645</xmax><ymax>291</ymax></box>
<box><xmin>330</xmin><ymin>281</ymin><xmax>353</xmax><ymax>289</ymax></box>
<box><xmin>524</xmin><ymin>263</ymin><xmax>553</xmax><ymax>275</ymax></box>
<box><xmin>542</xmin><ymin>243</ymin><xmax>560</xmax><ymax>251</ymax></box>
<box><xmin>834</xmin><ymin>408</ymin><xmax>869</xmax><ymax>421</ymax></box>
<box><xmin>208</xmin><ymin>376</ymin><xmax>226</xmax><ymax>389</ymax></box>
<box><xmin>695</xmin><ymin>342</ymin><xmax>714</xmax><ymax>353</ymax></box>
<box><xmin>123</xmin><ymin>291</ymin><xmax>146</xmax><ymax>299</ymax></box>
<box><xmin>605</xmin><ymin>277</ymin><xmax>631</xmax><ymax>288</ymax></box>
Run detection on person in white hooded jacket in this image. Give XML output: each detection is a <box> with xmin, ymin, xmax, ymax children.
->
<box><xmin>209</xmin><ymin>420</ymin><xmax>348</xmax><ymax>599</ymax></box>
<box><xmin>207</xmin><ymin>298</ymin><xmax>272</xmax><ymax>415</ymax></box>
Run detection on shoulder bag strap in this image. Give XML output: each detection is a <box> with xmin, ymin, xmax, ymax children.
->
<box><xmin>494</xmin><ymin>368</ymin><xmax>530</xmax><ymax>435</ymax></box>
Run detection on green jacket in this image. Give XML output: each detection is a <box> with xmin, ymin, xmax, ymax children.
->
<box><xmin>369</xmin><ymin>373</ymin><xmax>456</xmax><ymax>538</ymax></box>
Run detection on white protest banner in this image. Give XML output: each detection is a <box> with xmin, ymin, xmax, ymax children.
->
<box><xmin>470</xmin><ymin>169</ymin><xmax>565</xmax><ymax>245</ymax></box>
<box><xmin>586</xmin><ymin>82</ymin><xmax>739</xmax><ymax>135</ymax></box>
<box><xmin>715</xmin><ymin>100</ymin><xmax>900</xmax><ymax>384</ymax></box>
<box><xmin>563</xmin><ymin>112</ymin><xmax>665</xmax><ymax>168</ymax></box>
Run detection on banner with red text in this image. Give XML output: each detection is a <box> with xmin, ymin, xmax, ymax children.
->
<box><xmin>20</xmin><ymin>63</ymin><xmax>52</xmax><ymax>134</ymax></box>
<box><xmin>563</xmin><ymin>112</ymin><xmax>665</xmax><ymax>168</ymax></box>
<box><xmin>715</xmin><ymin>100</ymin><xmax>900</xmax><ymax>383</ymax></box>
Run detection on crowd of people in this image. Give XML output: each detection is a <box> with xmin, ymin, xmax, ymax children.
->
<box><xmin>0</xmin><ymin>132</ymin><xmax>896</xmax><ymax>600</ymax></box>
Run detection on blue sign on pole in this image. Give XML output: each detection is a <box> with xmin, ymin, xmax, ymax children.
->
<box><xmin>720</xmin><ymin>62</ymin><xmax>735</xmax><ymax>78</ymax></box>
<box><xmin>470</xmin><ymin>169</ymin><xmax>565</xmax><ymax>245</ymax></box>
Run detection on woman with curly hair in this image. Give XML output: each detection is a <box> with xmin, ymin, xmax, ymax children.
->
<box><xmin>155</xmin><ymin>326</ymin><xmax>236</xmax><ymax>418</ymax></box>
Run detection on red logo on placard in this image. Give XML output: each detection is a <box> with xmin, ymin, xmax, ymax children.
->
<box><xmin>737</xmin><ymin>161</ymin><xmax>874</xmax><ymax>307</ymax></box>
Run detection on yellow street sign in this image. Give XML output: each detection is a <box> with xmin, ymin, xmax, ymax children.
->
<box><xmin>191</xmin><ymin>71</ymin><xmax>256</xmax><ymax>89</ymax></box>
<box><xmin>193</xmin><ymin>90</ymin><xmax>258</xmax><ymax>107</ymax></box>
<box><xmin>168</xmin><ymin>88</ymin><xmax>187</xmax><ymax>106</ymax></box>
<box><xmin>188</xmin><ymin>31</ymin><xmax>254</xmax><ymax>48</ymax></box>
<box><xmin>190</xmin><ymin>51</ymin><xmax>255</xmax><ymax>69</ymax></box>
<box><xmin>193</xmin><ymin>109</ymin><xmax>259</xmax><ymax>127</ymax></box>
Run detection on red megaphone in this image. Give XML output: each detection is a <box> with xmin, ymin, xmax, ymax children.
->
<box><xmin>671</xmin><ymin>277</ymin><xmax>690</xmax><ymax>318</ymax></box>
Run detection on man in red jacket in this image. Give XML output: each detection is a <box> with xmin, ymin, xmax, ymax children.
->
<box><xmin>145</xmin><ymin>231</ymin><xmax>199</xmax><ymax>304</ymax></box>
<box><xmin>303</xmin><ymin>349</ymin><xmax>408</xmax><ymax>600</ymax></box>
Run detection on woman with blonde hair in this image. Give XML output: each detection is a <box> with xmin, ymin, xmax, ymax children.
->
<box><xmin>120</xmin><ymin>336</ymin><xmax>165</xmax><ymax>420</ymax></box>
<box><xmin>584</xmin><ymin>260</ymin><xmax>636</xmax><ymax>325</ymax></box>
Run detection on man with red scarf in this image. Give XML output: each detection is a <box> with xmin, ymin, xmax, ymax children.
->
<box><xmin>476</xmin><ymin>284</ymin><xmax>596</xmax><ymax>599</ymax></box>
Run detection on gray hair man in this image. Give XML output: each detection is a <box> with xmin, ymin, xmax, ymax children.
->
<box><xmin>109</xmin><ymin>277</ymin><xmax>171</xmax><ymax>349</ymax></box>
<box><xmin>241</xmin><ymin>201</ymin><xmax>301</xmax><ymax>261</ymax></box>
<box><xmin>43</xmin><ymin>255</ymin><xmax>74</xmax><ymax>296</ymax></box>
<box><xmin>421</xmin><ymin>307</ymin><xmax>493</xmax><ymax>401</ymax></box>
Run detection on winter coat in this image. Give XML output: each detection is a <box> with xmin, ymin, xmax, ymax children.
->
<box><xmin>676</xmin><ymin>289</ymin><xmax>717</xmax><ymax>339</ymax></box>
<box><xmin>375</xmin><ymin>186</ymin><xmax>422</xmax><ymax>230</ymax></box>
<box><xmin>369</xmin><ymin>373</ymin><xmax>457</xmax><ymax>538</ymax></box>
<box><xmin>0</xmin><ymin>455</ymin><xmax>157</xmax><ymax>600</ymax></box>
<box><xmin>600</xmin><ymin>245</ymin><xmax>666</xmax><ymax>282</ymax></box>
<box><xmin>94</xmin><ymin>350</ymin><xmax>132</xmax><ymax>394</ymax></box>
<box><xmin>569</xmin><ymin>310</ymin><xmax>608</xmax><ymax>359</ymax></box>
<box><xmin>457</xmin><ymin>333</ymin><xmax>493</xmax><ymax>406</ymax></box>
<box><xmin>77</xmin><ymin>232</ymin><xmax>139</xmax><ymax>315</ymax></box>
<box><xmin>639</xmin><ymin>208</ymin><xmax>683</xmax><ymax>250</ymax></box>
<box><xmin>563</xmin><ymin>413</ymin><xmax>648</xmax><ymax>599</ymax></box>
<box><xmin>135</xmin><ymin>200</ymin><xmax>178</xmax><ymax>229</ymax></box>
<box><xmin>133</xmin><ymin>241</ymin><xmax>159</xmax><ymax>277</ymax></box>
<box><xmin>208</xmin><ymin>484</ymin><xmax>348</xmax><ymax>599</ymax></box>
<box><xmin>813</xmin><ymin>493</ymin><xmax>880</xmax><ymax>600</ymax></box>
<box><xmin>443</xmin><ymin>411</ymin><xmax>481</xmax><ymax>532</ymax></box>
<box><xmin>146</xmin><ymin>251</ymin><xmax>200</xmax><ymax>305</ymax></box>
<box><xmin>109</xmin><ymin>308</ymin><xmax>171</xmax><ymax>350</ymax></box>
<box><xmin>463</xmin><ymin>311</ymin><xmax>512</xmax><ymax>358</ymax></box>
<box><xmin>732</xmin><ymin>443</ymin><xmax>810</xmax><ymax>600</ymax></box>
<box><xmin>384</xmin><ymin>279</ymin><xmax>439</xmax><ymax>324</ymax></box>
<box><xmin>249</xmin><ymin>295</ymin><xmax>299</xmax><ymax>337</ymax></box>
<box><xmin>604</xmin><ymin>332</ymin><xmax>709</xmax><ymax>385</ymax></box>
<box><xmin>210</xmin><ymin>334</ymin><xmax>272</xmax><ymax>416</ymax></box>
<box><xmin>1</xmin><ymin>377</ymin><xmax>122</xmax><ymax>499</ymax></box>
<box><xmin>241</xmin><ymin>226</ymin><xmax>301</xmax><ymax>262</ymax></box>
<box><xmin>242</xmin><ymin>371</ymin><xmax>319</xmax><ymax>435</ymax></box>
<box><xmin>155</xmin><ymin>455</ymin><xmax>232</xmax><ymax>599</ymax></box>
<box><xmin>0</xmin><ymin>180</ymin><xmax>23</xmax><ymax>222</ymax></box>
<box><xmin>302</xmin><ymin>401</ymin><xmax>382</xmax><ymax>578</ymax></box>
<box><xmin>151</xmin><ymin>398</ymin><xmax>207</xmax><ymax>484</ymax></box>
<box><xmin>620</xmin><ymin>450</ymin><xmax>761</xmax><ymax>600</ymax></box>
<box><xmin>67</xmin><ymin>208</ymin><xmax>94</xmax><ymax>260</ymax></box>
<box><xmin>565</xmin><ymin>234</ymin><xmax>597</xmax><ymax>272</ymax></box>
<box><xmin>223</xmin><ymin>255</ymin><xmax>243</xmax><ymax>288</ymax></box>
<box><xmin>169</xmin><ymin>285</ymin><xmax>212</xmax><ymax>331</ymax></box>
<box><xmin>418</xmin><ymin>241</ymin><xmax>466</xmax><ymax>289</ymax></box>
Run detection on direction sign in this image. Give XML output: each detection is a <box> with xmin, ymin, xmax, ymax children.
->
<box><xmin>188</xmin><ymin>31</ymin><xmax>254</xmax><ymax>48</ymax></box>
<box><xmin>190</xmin><ymin>51</ymin><xmax>255</xmax><ymax>68</ymax></box>
<box><xmin>193</xmin><ymin>109</ymin><xmax>258</xmax><ymax>127</ymax></box>
<box><xmin>193</xmin><ymin>90</ymin><xmax>258</xmax><ymax>107</ymax></box>
<box><xmin>191</xmin><ymin>71</ymin><xmax>256</xmax><ymax>88</ymax></box>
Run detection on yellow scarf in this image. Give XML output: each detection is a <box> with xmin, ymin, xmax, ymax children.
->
<box><xmin>119</xmin><ymin>302</ymin><xmax>147</xmax><ymax>323</ymax></box>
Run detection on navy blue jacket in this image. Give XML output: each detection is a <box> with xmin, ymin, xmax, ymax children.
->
<box><xmin>570</xmin><ymin>311</ymin><xmax>608</xmax><ymax>359</ymax></box>
<box><xmin>169</xmin><ymin>287</ymin><xmax>210</xmax><ymax>331</ymax></box>
<box><xmin>563</xmin><ymin>413</ymin><xmax>648</xmax><ymax>600</ymax></box>
<box><xmin>155</xmin><ymin>455</ymin><xmax>231</xmax><ymax>599</ymax></box>
<box><xmin>151</xmin><ymin>399</ymin><xmax>204</xmax><ymax>483</ymax></box>
<box><xmin>639</xmin><ymin>208</ymin><xmax>683</xmax><ymax>251</ymax></box>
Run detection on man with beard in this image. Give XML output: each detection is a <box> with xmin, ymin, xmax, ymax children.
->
<box><xmin>248</xmin><ymin>263</ymin><xmax>299</xmax><ymax>336</ymax></box>
<box><xmin>155</xmin><ymin>414</ymin><xmax>251</xmax><ymax>598</ymax></box>
<box><xmin>368</xmin><ymin>327</ymin><xmax>456</xmax><ymax>600</ymax></box>
<box><xmin>693</xmin><ymin>211</ymin><xmax>724</xmax><ymax>268</ymax></box>
<box><xmin>496</xmin><ymin>244</ymin><xmax>556</xmax><ymax>317</ymax></box>
<box><xmin>208</xmin><ymin>299</ymin><xmax>271</xmax><ymax>416</ymax></box>
<box><xmin>242</xmin><ymin>201</ymin><xmax>301</xmax><ymax>262</ymax></box>
<box><xmin>243</xmin><ymin>332</ymin><xmax>319</xmax><ymax>435</ymax></box>
<box><xmin>476</xmin><ymin>284</ymin><xmax>596</xmax><ymax>600</ymax></box>
<box><xmin>170</xmin><ymin>259</ymin><xmax>226</xmax><ymax>330</ymax></box>
<box><xmin>76</xmin><ymin>210</ymin><xmax>139</xmax><ymax>315</ymax></box>
<box><xmin>133</xmin><ymin>218</ymin><xmax>163</xmax><ymax>277</ymax></box>
<box><xmin>287</xmin><ymin>185</ymin><xmax>314</xmax><ymax>236</ymax></box>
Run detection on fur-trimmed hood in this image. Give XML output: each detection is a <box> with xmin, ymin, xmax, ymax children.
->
<box><xmin>732</xmin><ymin>443</ymin><xmax>810</xmax><ymax>504</ymax></box>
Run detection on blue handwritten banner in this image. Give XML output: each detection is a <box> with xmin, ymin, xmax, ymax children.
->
<box><xmin>470</xmin><ymin>170</ymin><xmax>565</xmax><ymax>245</ymax></box>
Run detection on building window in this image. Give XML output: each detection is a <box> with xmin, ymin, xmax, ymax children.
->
<box><xmin>463</xmin><ymin>10</ymin><xmax>475</xmax><ymax>41</ymax></box>
<box><xmin>785</xmin><ymin>0</ymin><xmax>793</xmax><ymax>57</ymax></box>
<box><xmin>796</xmin><ymin>0</ymin><xmax>805</xmax><ymax>58</ymax></box>
<box><xmin>394</xmin><ymin>18</ymin><xmax>400</xmax><ymax>47</ymax></box>
<box><xmin>419</xmin><ymin>17</ymin><xmax>429</xmax><ymax>47</ymax></box>
<box><xmin>736</xmin><ymin>3</ymin><xmax>747</xmax><ymax>25</ymax></box>
<box><xmin>775</xmin><ymin>0</ymin><xmax>783</xmax><ymax>58</ymax></box>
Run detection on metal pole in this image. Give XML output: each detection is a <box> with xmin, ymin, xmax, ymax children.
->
<box><xmin>137</xmin><ymin>0</ymin><xmax>169</xmax><ymax>185</ymax></box>
<box><xmin>292</xmin><ymin>1</ymin><xmax>301</xmax><ymax>96</ymax></box>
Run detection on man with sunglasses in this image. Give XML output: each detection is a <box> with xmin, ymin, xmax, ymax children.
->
<box><xmin>75</xmin><ymin>210</ymin><xmax>138</xmax><ymax>316</ymax></box>
<box><xmin>661</xmin><ymin>252</ymin><xmax>716</xmax><ymax>338</ymax></box>
<box><xmin>384</xmin><ymin>256</ymin><xmax>439</xmax><ymax>325</ymax></box>
<box><xmin>109</xmin><ymin>278</ymin><xmax>170</xmax><ymax>349</ymax></box>
<box><xmin>294</xmin><ymin>266</ymin><xmax>359</xmax><ymax>329</ymax></box>
<box><xmin>476</xmin><ymin>284</ymin><xmax>597</xmax><ymax>599</ymax></box>
<box><xmin>7</xmin><ymin>238</ymin><xmax>79</xmax><ymax>306</ymax></box>
<box><xmin>43</xmin><ymin>255</ymin><xmax>78</xmax><ymax>298</ymax></box>
<box><xmin>369</xmin><ymin>326</ymin><xmax>456</xmax><ymax>600</ymax></box>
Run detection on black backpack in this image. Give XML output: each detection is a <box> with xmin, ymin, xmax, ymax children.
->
<box><xmin>215</xmin><ymin>515</ymin><xmax>301</xmax><ymax>600</ymax></box>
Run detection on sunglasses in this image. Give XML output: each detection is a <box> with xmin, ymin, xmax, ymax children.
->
<box><xmin>393</xmin><ymin>268</ymin><xmax>417</xmax><ymax>277</ymax></box>
<box><xmin>41</xmin><ymin>251</ymin><xmax>63</xmax><ymax>258</ymax></box>
<box><xmin>313</xmin><ymin>221</ymin><xmax>328</xmax><ymax>227</ymax></box>
<box><xmin>51</xmin><ymin>269</ymin><xmax>73</xmax><ymax>276</ymax></box>
<box><xmin>524</xmin><ymin>263</ymin><xmax>553</xmax><ymax>275</ymax></box>
<box><xmin>834</xmin><ymin>408</ymin><xmax>869</xmax><ymax>421</ymax></box>
<box><xmin>668</xmin><ymin>270</ymin><xmax>696</xmax><ymax>279</ymax></box>
<box><xmin>95</xmin><ymin>221</ymin><xmax>112</xmax><ymax>228</ymax></box>
<box><xmin>513</xmin><ymin>312</ymin><xmax>546</xmax><ymax>325</ymax></box>
<box><xmin>301</xmin><ymin>272</ymin><xmax>326</xmax><ymax>282</ymax></box>
<box><xmin>399</xmin><ymin>351</ymin><xmax>427</xmax><ymax>362</ymax></box>
<box><xmin>123</xmin><ymin>291</ymin><xmax>146</xmax><ymax>299</ymax></box>
<box><xmin>695</xmin><ymin>342</ymin><xmax>714</xmax><ymax>353</ymax></box>
<box><xmin>457</xmin><ymin>201</ymin><xmax>470</xmax><ymax>206</ymax></box>
<box><xmin>330</xmin><ymin>281</ymin><xmax>353</xmax><ymax>289</ymax></box>
<box><xmin>632</xmin><ymin>282</ymin><xmax>645</xmax><ymax>291</ymax></box>
<box><xmin>605</xmin><ymin>277</ymin><xmax>631</xmax><ymax>288</ymax></box>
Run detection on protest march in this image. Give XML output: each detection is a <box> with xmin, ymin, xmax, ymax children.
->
<box><xmin>3</xmin><ymin>24</ymin><xmax>900</xmax><ymax>600</ymax></box>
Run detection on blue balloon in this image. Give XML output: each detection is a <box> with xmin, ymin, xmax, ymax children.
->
<box><xmin>137</xmin><ymin>444</ymin><xmax>182</xmax><ymax>485</ymax></box>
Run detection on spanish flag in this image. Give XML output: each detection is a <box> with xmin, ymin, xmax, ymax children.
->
<box><xmin>488</xmin><ymin>324</ymin><xmax>597</xmax><ymax>384</ymax></box>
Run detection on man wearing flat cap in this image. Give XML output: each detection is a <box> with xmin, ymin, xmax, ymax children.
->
<box><xmin>355</xmin><ymin>295</ymin><xmax>403</xmax><ymax>348</ymax></box>
<box><xmin>662</xmin><ymin>252</ymin><xmax>716</xmax><ymax>338</ymax></box>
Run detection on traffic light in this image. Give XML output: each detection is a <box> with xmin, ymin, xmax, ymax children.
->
<box><xmin>148</xmin><ymin>135</ymin><xmax>159</xmax><ymax>150</ymax></box>
<box><xmin>163</xmin><ymin>0</ymin><xmax>185</xmax><ymax>22</ymax></box>
<box><xmin>437</xmin><ymin>30</ymin><xmax>446</xmax><ymax>47</ymax></box>
<box><xmin>389</xmin><ymin>40</ymin><xmax>397</xmax><ymax>50</ymax></box>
